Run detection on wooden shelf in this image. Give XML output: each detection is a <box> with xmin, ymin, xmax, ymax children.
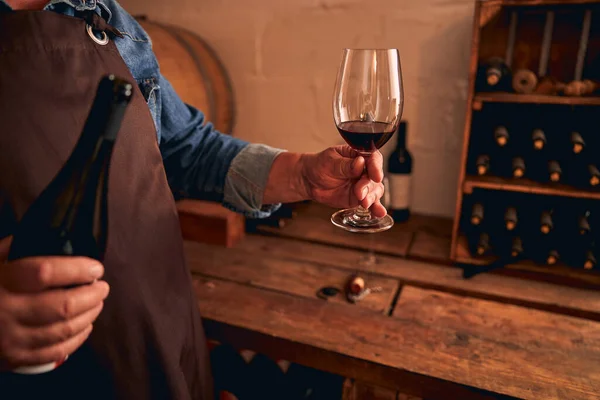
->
<box><xmin>474</xmin><ymin>92</ymin><xmax>600</xmax><ymax>107</ymax></box>
<box><xmin>454</xmin><ymin>234</ymin><xmax>600</xmax><ymax>289</ymax></box>
<box><xmin>463</xmin><ymin>175</ymin><xmax>600</xmax><ymax>200</ymax></box>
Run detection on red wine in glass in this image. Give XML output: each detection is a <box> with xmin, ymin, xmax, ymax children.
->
<box><xmin>331</xmin><ymin>48</ymin><xmax>403</xmax><ymax>233</ymax></box>
<box><xmin>337</xmin><ymin>121</ymin><xmax>396</xmax><ymax>153</ymax></box>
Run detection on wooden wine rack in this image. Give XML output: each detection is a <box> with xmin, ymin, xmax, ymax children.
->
<box><xmin>450</xmin><ymin>0</ymin><xmax>600</xmax><ymax>288</ymax></box>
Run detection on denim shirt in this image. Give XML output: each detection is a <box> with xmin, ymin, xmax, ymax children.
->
<box><xmin>0</xmin><ymin>0</ymin><xmax>284</xmax><ymax>218</ymax></box>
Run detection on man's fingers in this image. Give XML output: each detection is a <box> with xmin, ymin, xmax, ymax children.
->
<box><xmin>355</xmin><ymin>176</ymin><xmax>384</xmax><ymax>208</ymax></box>
<box><xmin>0</xmin><ymin>257</ymin><xmax>104</xmax><ymax>293</ymax></box>
<box><xmin>23</xmin><ymin>302</ymin><xmax>104</xmax><ymax>349</ymax></box>
<box><xmin>366</xmin><ymin>151</ymin><xmax>384</xmax><ymax>183</ymax></box>
<box><xmin>11</xmin><ymin>324</ymin><xmax>93</xmax><ymax>368</ymax></box>
<box><xmin>336</xmin><ymin>155</ymin><xmax>364</xmax><ymax>179</ymax></box>
<box><xmin>334</xmin><ymin>145</ymin><xmax>359</xmax><ymax>158</ymax></box>
<box><xmin>370</xmin><ymin>200</ymin><xmax>388</xmax><ymax>219</ymax></box>
<box><xmin>16</xmin><ymin>280</ymin><xmax>109</xmax><ymax>326</ymax></box>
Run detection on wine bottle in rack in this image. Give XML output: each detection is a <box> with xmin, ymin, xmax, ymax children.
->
<box><xmin>475</xmin><ymin>154</ymin><xmax>490</xmax><ymax>176</ymax></box>
<box><xmin>571</xmin><ymin>131</ymin><xmax>586</xmax><ymax>154</ymax></box>
<box><xmin>532</xmin><ymin>128</ymin><xmax>547</xmax><ymax>151</ymax></box>
<box><xmin>504</xmin><ymin>206</ymin><xmax>518</xmax><ymax>231</ymax></box>
<box><xmin>387</xmin><ymin>121</ymin><xmax>412</xmax><ymax>222</ymax></box>
<box><xmin>494</xmin><ymin>125</ymin><xmax>509</xmax><ymax>147</ymax></box>
<box><xmin>578</xmin><ymin>210</ymin><xmax>592</xmax><ymax>236</ymax></box>
<box><xmin>476</xmin><ymin>232</ymin><xmax>491</xmax><ymax>256</ymax></box>
<box><xmin>588</xmin><ymin>164</ymin><xmax>600</xmax><ymax>187</ymax></box>
<box><xmin>471</xmin><ymin>202</ymin><xmax>484</xmax><ymax>226</ymax></box>
<box><xmin>477</xmin><ymin>57</ymin><xmax>511</xmax><ymax>91</ymax></box>
<box><xmin>548</xmin><ymin>160</ymin><xmax>562</xmax><ymax>183</ymax></box>
<box><xmin>512</xmin><ymin>156</ymin><xmax>526</xmax><ymax>178</ymax></box>
<box><xmin>511</xmin><ymin>236</ymin><xmax>524</xmax><ymax>258</ymax></box>
<box><xmin>540</xmin><ymin>209</ymin><xmax>554</xmax><ymax>234</ymax></box>
<box><xmin>547</xmin><ymin>248</ymin><xmax>560</xmax><ymax>265</ymax></box>
<box><xmin>584</xmin><ymin>245</ymin><xmax>597</xmax><ymax>270</ymax></box>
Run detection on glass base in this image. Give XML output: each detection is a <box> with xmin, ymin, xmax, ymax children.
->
<box><xmin>331</xmin><ymin>208</ymin><xmax>394</xmax><ymax>233</ymax></box>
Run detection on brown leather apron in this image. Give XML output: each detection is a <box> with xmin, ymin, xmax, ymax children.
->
<box><xmin>0</xmin><ymin>10</ymin><xmax>213</xmax><ymax>400</ymax></box>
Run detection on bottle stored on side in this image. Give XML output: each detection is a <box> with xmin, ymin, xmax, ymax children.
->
<box><xmin>475</xmin><ymin>154</ymin><xmax>490</xmax><ymax>176</ymax></box>
<box><xmin>478</xmin><ymin>57</ymin><xmax>512</xmax><ymax>91</ymax></box>
<box><xmin>387</xmin><ymin>121</ymin><xmax>412</xmax><ymax>222</ymax></box>
<box><xmin>7</xmin><ymin>75</ymin><xmax>133</xmax><ymax>374</ymax></box>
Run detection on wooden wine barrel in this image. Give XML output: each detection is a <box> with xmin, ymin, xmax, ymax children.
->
<box><xmin>136</xmin><ymin>16</ymin><xmax>235</xmax><ymax>134</ymax></box>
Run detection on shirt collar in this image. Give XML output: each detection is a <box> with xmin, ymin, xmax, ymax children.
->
<box><xmin>0</xmin><ymin>0</ymin><xmax>112</xmax><ymax>23</ymax></box>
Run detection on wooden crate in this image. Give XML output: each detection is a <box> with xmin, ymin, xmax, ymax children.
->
<box><xmin>450</xmin><ymin>0</ymin><xmax>600</xmax><ymax>287</ymax></box>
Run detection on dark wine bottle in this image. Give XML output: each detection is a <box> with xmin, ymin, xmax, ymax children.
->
<box><xmin>511</xmin><ymin>236</ymin><xmax>524</xmax><ymax>257</ymax></box>
<box><xmin>579</xmin><ymin>211</ymin><xmax>591</xmax><ymax>236</ymax></box>
<box><xmin>471</xmin><ymin>202</ymin><xmax>484</xmax><ymax>226</ymax></box>
<box><xmin>475</xmin><ymin>154</ymin><xmax>490</xmax><ymax>176</ymax></box>
<box><xmin>540</xmin><ymin>209</ymin><xmax>553</xmax><ymax>234</ymax></box>
<box><xmin>532</xmin><ymin>129</ymin><xmax>546</xmax><ymax>150</ymax></box>
<box><xmin>7</xmin><ymin>75</ymin><xmax>132</xmax><ymax>374</ymax></box>
<box><xmin>548</xmin><ymin>160</ymin><xmax>562</xmax><ymax>182</ymax></box>
<box><xmin>478</xmin><ymin>57</ymin><xmax>511</xmax><ymax>91</ymax></box>
<box><xmin>387</xmin><ymin>121</ymin><xmax>412</xmax><ymax>222</ymax></box>
<box><xmin>588</xmin><ymin>164</ymin><xmax>600</xmax><ymax>187</ymax></box>
<box><xmin>504</xmin><ymin>206</ymin><xmax>518</xmax><ymax>231</ymax></box>
<box><xmin>512</xmin><ymin>156</ymin><xmax>525</xmax><ymax>178</ymax></box>
<box><xmin>570</xmin><ymin>131</ymin><xmax>585</xmax><ymax>154</ymax></box>
<box><xmin>494</xmin><ymin>125</ymin><xmax>509</xmax><ymax>147</ymax></box>
<box><xmin>547</xmin><ymin>249</ymin><xmax>560</xmax><ymax>265</ymax></box>
<box><xmin>476</xmin><ymin>232</ymin><xmax>491</xmax><ymax>256</ymax></box>
<box><xmin>584</xmin><ymin>248</ymin><xmax>597</xmax><ymax>270</ymax></box>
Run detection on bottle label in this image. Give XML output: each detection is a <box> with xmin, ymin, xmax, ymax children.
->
<box><xmin>388</xmin><ymin>174</ymin><xmax>411</xmax><ymax>209</ymax></box>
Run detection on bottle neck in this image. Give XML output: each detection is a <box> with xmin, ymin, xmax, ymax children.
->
<box><xmin>396</xmin><ymin>123</ymin><xmax>407</xmax><ymax>150</ymax></box>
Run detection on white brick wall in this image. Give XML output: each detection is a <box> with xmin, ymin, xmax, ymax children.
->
<box><xmin>120</xmin><ymin>0</ymin><xmax>475</xmax><ymax>218</ymax></box>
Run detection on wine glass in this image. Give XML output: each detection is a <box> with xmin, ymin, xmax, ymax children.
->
<box><xmin>331</xmin><ymin>48</ymin><xmax>403</xmax><ymax>233</ymax></box>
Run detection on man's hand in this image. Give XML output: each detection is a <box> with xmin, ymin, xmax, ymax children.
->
<box><xmin>0</xmin><ymin>236</ymin><xmax>109</xmax><ymax>371</ymax></box>
<box><xmin>299</xmin><ymin>146</ymin><xmax>386</xmax><ymax>217</ymax></box>
<box><xmin>262</xmin><ymin>145</ymin><xmax>386</xmax><ymax>216</ymax></box>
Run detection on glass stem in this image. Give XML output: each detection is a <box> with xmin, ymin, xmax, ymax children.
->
<box><xmin>355</xmin><ymin>152</ymin><xmax>372</xmax><ymax>220</ymax></box>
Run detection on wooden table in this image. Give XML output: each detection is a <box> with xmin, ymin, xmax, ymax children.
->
<box><xmin>185</xmin><ymin>203</ymin><xmax>600</xmax><ymax>400</ymax></box>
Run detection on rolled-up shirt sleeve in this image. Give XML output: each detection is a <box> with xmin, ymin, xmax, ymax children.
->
<box><xmin>157</xmin><ymin>73</ymin><xmax>283</xmax><ymax>218</ymax></box>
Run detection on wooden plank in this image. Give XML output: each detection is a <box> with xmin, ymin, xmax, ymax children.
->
<box><xmin>228</xmin><ymin>235</ymin><xmax>600</xmax><ymax>320</ymax></box>
<box><xmin>483</xmin><ymin>0</ymin><xmax>600</xmax><ymax>7</ymax></box>
<box><xmin>463</xmin><ymin>175</ymin><xmax>600</xmax><ymax>201</ymax></box>
<box><xmin>184</xmin><ymin>241</ymin><xmax>399</xmax><ymax>314</ymax></box>
<box><xmin>194</xmin><ymin>277</ymin><xmax>600</xmax><ymax>400</ymax></box>
<box><xmin>342</xmin><ymin>379</ymin><xmax>401</xmax><ymax>400</ymax></box>
<box><xmin>407</xmin><ymin>231</ymin><xmax>452</xmax><ymax>264</ymax></box>
<box><xmin>257</xmin><ymin>203</ymin><xmax>413</xmax><ymax>257</ymax></box>
<box><xmin>176</xmin><ymin>199</ymin><xmax>245</xmax><ymax>247</ymax></box>
<box><xmin>393</xmin><ymin>286</ymin><xmax>600</xmax><ymax>358</ymax></box>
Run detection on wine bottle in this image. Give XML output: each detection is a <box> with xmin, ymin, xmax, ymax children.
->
<box><xmin>511</xmin><ymin>236</ymin><xmax>524</xmax><ymax>257</ymax></box>
<box><xmin>387</xmin><ymin>121</ymin><xmax>412</xmax><ymax>222</ymax></box>
<box><xmin>547</xmin><ymin>249</ymin><xmax>560</xmax><ymax>265</ymax></box>
<box><xmin>475</xmin><ymin>155</ymin><xmax>490</xmax><ymax>176</ymax></box>
<box><xmin>548</xmin><ymin>160</ymin><xmax>562</xmax><ymax>182</ymax></box>
<box><xmin>532</xmin><ymin>128</ymin><xmax>546</xmax><ymax>150</ymax></box>
<box><xmin>471</xmin><ymin>202</ymin><xmax>484</xmax><ymax>226</ymax></box>
<box><xmin>479</xmin><ymin>57</ymin><xmax>511</xmax><ymax>91</ymax></box>
<box><xmin>579</xmin><ymin>211</ymin><xmax>591</xmax><ymax>236</ymax></box>
<box><xmin>512</xmin><ymin>156</ymin><xmax>525</xmax><ymax>178</ymax></box>
<box><xmin>7</xmin><ymin>75</ymin><xmax>133</xmax><ymax>374</ymax></box>
<box><xmin>504</xmin><ymin>206</ymin><xmax>518</xmax><ymax>231</ymax></box>
<box><xmin>588</xmin><ymin>164</ymin><xmax>600</xmax><ymax>187</ymax></box>
<box><xmin>571</xmin><ymin>131</ymin><xmax>585</xmax><ymax>154</ymax></box>
<box><xmin>540</xmin><ymin>210</ymin><xmax>553</xmax><ymax>234</ymax></box>
<box><xmin>476</xmin><ymin>232</ymin><xmax>491</xmax><ymax>256</ymax></box>
<box><xmin>494</xmin><ymin>126</ymin><xmax>509</xmax><ymax>147</ymax></box>
<box><xmin>584</xmin><ymin>248</ymin><xmax>597</xmax><ymax>270</ymax></box>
